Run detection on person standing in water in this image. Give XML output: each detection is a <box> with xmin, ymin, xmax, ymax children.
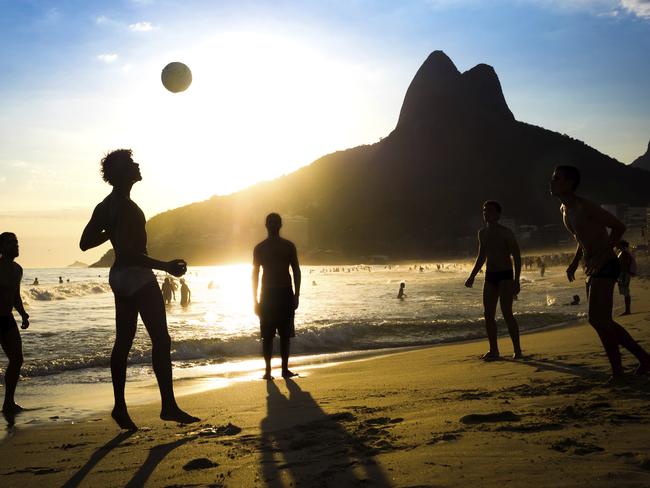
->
<box><xmin>161</xmin><ymin>277</ymin><xmax>173</xmax><ymax>305</ymax></box>
<box><xmin>0</xmin><ymin>233</ymin><xmax>29</xmax><ymax>418</ymax></box>
<box><xmin>465</xmin><ymin>201</ymin><xmax>523</xmax><ymax>360</ymax></box>
<box><xmin>397</xmin><ymin>282</ymin><xmax>406</xmax><ymax>299</ymax></box>
<box><xmin>180</xmin><ymin>278</ymin><xmax>191</xmax><ymax>306</ymax></box>
<box><xmin>551</xmin><ymin>165</ymin><xmax>650</xmax><ymax>379</ymax></box>
<box><xmin>252</xmin><ymin>213</ymin><xmax>301</xmax><ymax>380</ymax></box>
<box><xmin>80</xmin><ymin>149</ymin><xmax>198</xmax><ymax>430</ymax></box>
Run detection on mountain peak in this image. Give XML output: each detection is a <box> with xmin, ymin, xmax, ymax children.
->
<box><xmin>631</xmin><ymin>138</ymin><xmax>650</xmax><ymax>171</ymax></box>
<box><xmin>396</xmin><ymin>52</ymin><xmax>513</xmax><ymax>130</ymax></box>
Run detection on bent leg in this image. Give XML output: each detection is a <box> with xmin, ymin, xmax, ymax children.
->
<box><xmin>588</xmin><ymin>278</ymin><xmax>623</xmax><ymax>376</ymax></box>
<box><xmin>499</xmin><ymin>280</ymin><xmax>522</xmax><ymax>358</ymax></box>
<box><xmin>482</xmin><ymin>282</ymin><xmax>500</xmax><ymax>358</ymax></box>
<box><xmin>137</xmin><ymin>282</ymin><xmax>198</xmax><ymax>423</ymax></box>
<box><xmin>112</xmin><ymin>294</ymin><xmax>138</xmax><ymax>429</ymax></box>
<box><xmin>0</xmin><ymin>325</ymin><xmax>24</xmax><ymax>412</ymax></box>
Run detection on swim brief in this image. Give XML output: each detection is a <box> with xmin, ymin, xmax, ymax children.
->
<box><xmin>109</xmin><ymin>266</ymin><xmax>157</xmax><ymax>297</ymax></box>
<box><xmin>259</xmin><ymin>287</ymin><xmax>295</xmax><ymax>339</ymax></box>
<box><xmin>590</xmin><ymin>258</ymin><xmax>620</xmax><ymax>281</ymax></box>
<box><xmin>0</xmin><ymin>314</ymin><xmax>18</xmax><ymax>331</ymax></box>
<box><xmin>485</xmin><ymin>269</ymin><xmax>514</xmax><ymax>285</ymax></box>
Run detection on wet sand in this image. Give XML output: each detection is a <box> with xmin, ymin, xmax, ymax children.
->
<box><xmin>1</xmin><ymin>279</ymin><xmax>650</xmax><ymax>487</ymax></box>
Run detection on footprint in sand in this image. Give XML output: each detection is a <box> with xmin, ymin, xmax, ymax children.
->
<box><xmin>460</xmin><ymin>411</ymin><xmax>521</xmax><ymax>424</ymax></box>
<box><xmin>182</xmin><ymin>458</ymin><xmax>219</xmax><ymax>471</ymax></box>
<box><xmin>550</xmin><ymin>437</ymin><xmax>604</xmax><ymax>455</ymax></box>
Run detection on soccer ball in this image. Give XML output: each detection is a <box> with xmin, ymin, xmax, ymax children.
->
<box><xmin>161</xmin><ymin>62</ymin><xmax>192</xmax><ymax>93</ymax></box>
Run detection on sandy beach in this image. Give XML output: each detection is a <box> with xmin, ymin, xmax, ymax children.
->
<box><xmin>1</xmin><ymin>277</ymin><xmax>650</xmax><ymax>487</ymax></box>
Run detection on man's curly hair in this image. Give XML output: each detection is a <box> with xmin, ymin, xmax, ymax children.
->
<box><xmin>100</xmin><ymin>149</ymin><xmax>133</xmax><ymax>185</ymax></box>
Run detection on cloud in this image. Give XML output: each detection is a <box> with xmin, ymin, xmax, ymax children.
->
<box><xmin>97</xmin><ymin>53</ymin><xmax>119</xmax><ymax>63</ymax></box>
<box><xmin>129</xmin><ymin>21</ymin><xmax>155</xmax><ymax>32</ymax></box>
<box><xmin>620</xmin><ymin>0</ymin><xmax>650</xmax><ymax>17</ymax></box>
<box><xmin>95</xmin><ymin>15</ymin><xmax>110</xmax><ymax>25</ymax></box>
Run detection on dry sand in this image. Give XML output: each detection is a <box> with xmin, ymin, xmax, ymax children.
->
<box><xmin>1</xmin><ymin>279</ymin><xmax>650</xmax><ymax>487</ymax></box>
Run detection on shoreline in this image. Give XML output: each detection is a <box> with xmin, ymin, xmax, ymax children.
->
<box><xmin>2</xmin><ymin>309</ymin><xmax>589</xmax><ymax>440</ymax></box>
<box><xmin>1</xmin><ymin>279</ymin><xmax>649</xmax><ymax>486</ymax></box>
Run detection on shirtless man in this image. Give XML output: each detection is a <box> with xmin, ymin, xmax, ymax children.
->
<box><xmin>0</xmin><ymin>233</ymin><xmax>29</xmax><ymax>417</ymax></box>
<box><xmin>551</xmin><ymin>165</ymin><xmax>650</xmax><ymax>379</ymax></box>
<box><xmin>252</xmin><ymin>213</ymin><xmax>301</xmax><ymax>380</ymax></box>
<box><xmin>80</xmin><ymin>149</ymin><xmax>198</xmax><ymax>429</ymax></box>
<box><xmin>465</xmin><ymin>201</ymin><xmax>523</xmax><ymax>360</ymax></box>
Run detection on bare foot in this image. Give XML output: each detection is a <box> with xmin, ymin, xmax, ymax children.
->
<box><xmin>481</xmin><ymin>351</ymin><xmax>500</xmax><ymax>362</ymax></box>
<box><xmin>512</xmin><ymin>351</ymin><xmax>524</xmax><ymax>360</ymax></box>
<box><xmin>262</xmin><ymin>372</ymin><xmax>274</xmax><ymax>380</ymax></box>
<box><xmin>160</xmin><ymin>407</ymin><xmax>200</xmax><ymax>424</ymax></box>
<box><xmin>111</xmin><ymin>407</ymin><xmax>138</xmax><ymax>431</ymax></box>
<box><xmin>2</xmin><ymin>403</ymin><xmax>24</xmax><ymax>415</ymax></box>
<box><xmin>282</xmin><ymin>370</ymin><xmax>298</xmax><ymax>378</ymax></box>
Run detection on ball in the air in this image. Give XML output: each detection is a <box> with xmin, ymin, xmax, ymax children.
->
<box><xmin>161</xmin><ymin>62</ymin><xmax>192</xmax><ymax>93</ymax></box>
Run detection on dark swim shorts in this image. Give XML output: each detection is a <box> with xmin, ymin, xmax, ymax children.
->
<box><xmin>0</xmin><ymin>315</ymin><xmax>18</xmax><ymax>332</ymax></box>
<box><xmin>485</xmin><ymin>269</ymin><xmax>514</xmax><ymax>285</ymax></box>
<box><xmin>590</xmin><ymin>258</ymin><xmax>620</xmax><ymax>281</ymax></box>
<box><xmin>259</xmin><ymin>287</ymin><xmax>296</xmax><ymax>339</ymax></box>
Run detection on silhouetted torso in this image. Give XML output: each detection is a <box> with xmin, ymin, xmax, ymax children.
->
<box><xmin>253</xmin><ymin>237</ymin><xmax>296</xmax><ymax>290</ymax></box>
<box><xmin>95</xmin><ymin>192</ymin><xmax>148</xmax><ymax>267</ymax></box>
<box><xmin>561</xmin><ymin>197</ymin><xmax>614</xmax><ymax>273</ymax></box>
<box><xmin>0</xmin><ymin>261</ymin><xmax>22</xmax><ymax>316</ymax></box>
<box><xmin>481</xmin><ymin>224</ymin><xmax>515</xmax><ymax>272</ymax></box>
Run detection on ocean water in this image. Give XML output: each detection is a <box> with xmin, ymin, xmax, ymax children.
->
<box><xmin>0</xmin><ymin>262</ymin><xmax>595</xmax><ymax>427</ymax></box>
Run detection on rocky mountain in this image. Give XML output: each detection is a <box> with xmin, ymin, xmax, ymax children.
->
<box><xmin>91</xmin><ymin>51</ymin><xmax>650</xmax><ymax>266</ymax></box>
<box><xmin>631</xmin><ymin>139</ymin><xmax>650</xmax><ymax>171</ymax></box>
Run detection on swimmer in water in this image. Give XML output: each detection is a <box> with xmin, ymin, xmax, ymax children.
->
<box><xmin>397</xmin><ymin>282</ymin><xmax>406</xmax><ymax>299</ymax></box>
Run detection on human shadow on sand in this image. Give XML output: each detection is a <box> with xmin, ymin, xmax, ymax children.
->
<box><xmin>124</xmin><ymin>437</ymin><xmax>192</xmax><ymax>487</ymax></box>
<box><xmin>260</xmin><ymin>378</ymin><xmax>392</xmax><ymax>487</ymax></box>
<box><xmin>62</xmin><ymin>432</ymin><xmax>192</xmax><ymax>488</ymax></box>
<box><xmin>62</xmin><ymin>431</ymin><xmax>135</xmax><ymax>488</ymax></box>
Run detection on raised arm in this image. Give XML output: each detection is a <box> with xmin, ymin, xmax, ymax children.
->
<box><xmin>79</xmin><ymin>204</ymin><xmax>110</xmax><ymax>251</ymax></box>
<box><xmin>465</xmin><ymin>230</ymin><xmax>486</xmax><ymax>288</ymax></box>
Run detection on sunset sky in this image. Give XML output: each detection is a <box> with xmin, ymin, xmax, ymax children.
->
<box><xmin>1</xmin><ymin>0</ymin><xmax>649</xmax><ymax>267</ymax></box>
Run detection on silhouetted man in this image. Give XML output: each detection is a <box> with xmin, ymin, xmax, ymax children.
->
<box><xmin>80</xmin><ymin>149</ymin><xmax>198</xmax><ymax>430</ymax></box>
<box><xmin>0</xmin><ymin>233</ymin><xmax>29</xmax><ymax>418</ymax></box>
<box><xmin>551</xmin><ymin>165</ymin><xmax>650</xmax><ymax>379</ymax></box>
<box><xmin>162</xmin><ymin>277</ymin><xmax>174</xmax><ymax>304</ymax></box>
<box><xmin>465</xmin><ymin>201</ymin><xmax>523</xmax><ymax>360</ymax></box>
<box><xmin>180</xmin><ymin>278</ymin><xmax>191</xmax><ymax>306</ymax></box>
<box><xmin>252</xmin><ymin>213</ymin><xmax>301</xmax><ymax>380</ymax></box>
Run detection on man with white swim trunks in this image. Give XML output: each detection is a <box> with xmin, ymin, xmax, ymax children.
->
<box><xmin>80</xmin><ymin>149</ymin><xmax>198</xmax><ymax>430</ymax></box>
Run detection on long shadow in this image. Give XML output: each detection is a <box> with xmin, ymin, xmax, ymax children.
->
<box><xmin>260</xmin><ymin>379</ymin><xmax>392</xmax><ymax>487</ymax></box>
<box><xmin>62</xmin><ymin>430</ymin><xmax>135</xmax><ymax>488</ymax></box>
<box><xmin>503</xmin><ymin>355</ymin><xmax>604</xmax><ymax>379</ymax></box>
<box><xmin>124</xmin><ymin>437</ymin><xmax>193</xmax><ymax>487</ymax></box>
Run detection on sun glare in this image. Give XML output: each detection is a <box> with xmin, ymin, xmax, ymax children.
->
<box><xmin>120</xmin><ymin>30</ymin><xmax>375</xmax><ymax>209</ymax></box>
